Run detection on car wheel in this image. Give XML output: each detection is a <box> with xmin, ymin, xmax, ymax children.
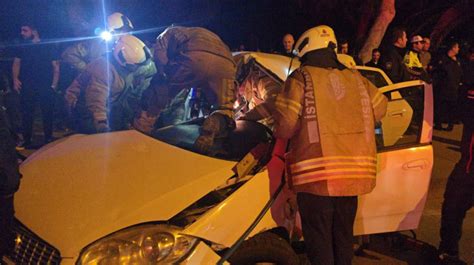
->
<box><xmin>228</xmin><ymin>232</ymin><xmax>299</xmax><ymax>265</ymax></box>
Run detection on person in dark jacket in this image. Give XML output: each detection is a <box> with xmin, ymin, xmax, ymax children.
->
<box><xmin>365</xmin><ymin>48</ymin><xmax>382</xmax><ymax>68</ymax></box>
<box><xmin>433</xmin><ymin>41</ymin><xmax>462</xmax><ymax>131</ymax></box>
<box><xmin>381</xmin><ymin>27</ymin><xmax>411</xmax><ymax>83</ymax></box>
<box><xmin>437</xmin><ymin>47</ymin><xmax>473</xmax><ymax>265</ymax></box>
<box><xmin>0</xmin><ymin>93</ymin><xmax>21</xmax><ymax>258</ymax></box>
<box><xmin>134</xmin><ymin>26</ymin><xmax>237</xmax><ymax>156</ymax></box>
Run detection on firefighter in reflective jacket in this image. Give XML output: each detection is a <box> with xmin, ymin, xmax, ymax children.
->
<box><xmin>237</xmin><ymin>68</ymin><xmax>281</xmax><ymax>129</ymax></box>
<box><xmin>62</xmin><ymin>12</ymin><xmax>134</xmax><ymax>73</ymax></box>
<box><xmin>272</xmin><ymin>25</ymin><xmax>387</xmax><ymax>264</ymax></box>
<box><xmin>65</xmin><ymin>35</ymin><xmax>154</xmax><ymax>133</ymax></box>
<box><xmin>134</xmin><ymin>26</ymin><xmax>237</xmax><ymax>155</ymax></box>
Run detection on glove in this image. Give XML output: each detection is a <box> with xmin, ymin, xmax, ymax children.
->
<box><xmin>194</xmin><ymin>133</ymin><xmax>215</xmax><ymax>155</ymax></box>
<box><xmin>193</xmin><ymin>111</ymin><xmax>235</xmax><ymax>155</ymax></box>
<box><xmin>94</xmin><ymin>119</ymin><xmax>110</xmax><ymax>133</ymax></box>
<box><xmin>133</xmin><ymin>111</ymin><xmax>158</xmax><ymax>134</ymax></box>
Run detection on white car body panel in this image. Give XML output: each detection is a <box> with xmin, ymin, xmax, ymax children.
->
<box><xmin>183</xmin><ymin>171</ymin><xmax>276</xmax><ymax>247</ymax></box>
<box><xmin>355</xmin><ymin>145</ymin><xmax>433</xmax><ymax>234</ymax></box>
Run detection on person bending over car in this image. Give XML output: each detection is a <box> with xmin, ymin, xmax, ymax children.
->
<box><xmin>65</xmin><ymin>35</ymin><xmax>155</xmax><ymax>133</ymax></box>
<box><xmin>134</xmin><ymin>26</ymin><xmax>237</xmax><ymax>155</ymax></box>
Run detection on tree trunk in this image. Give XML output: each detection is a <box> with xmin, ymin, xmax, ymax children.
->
<box><xmin>430</xmin><ymin>1</ymin><xmax>474</xmax><ymax>49</ymax></box>
<box><xmin>358</xmin><ymin>0</ymin><xmax>395</xmax><ymax>64</ymax></box>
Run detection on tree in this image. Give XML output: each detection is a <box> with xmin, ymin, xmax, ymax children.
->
<box><xmin>357</xmin><ymin>0</ymin><xmax>395</xmax><ymax>64</ymax></box>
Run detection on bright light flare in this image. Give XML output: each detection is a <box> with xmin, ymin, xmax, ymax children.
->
<box><xmin>100</xmin><ymin>31</ymin><xmax>113</xmax><ymax>41</ymax></box>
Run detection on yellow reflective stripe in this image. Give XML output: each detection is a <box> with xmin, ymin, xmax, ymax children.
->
<box><xmin>292</xmin><ymin>168</ymin><xmax>377</xmax><ymax>184</ymax></box>
<box><xmin>293</xmin><ymin>174</ymin><xmax>376</xmax><ymax>185</ymax></box>
<box><xmin>275</xmin><ymin>98</ymin><xmax>300</xmax><ymax>115</ymax></box>
<box><xmin>292</xmin><ymin>161</ymin><xmax>376</xmax><ymax>174</ymax></box>
<box><xmin>295</xmin><ymin>167</ymin><xmax>377</xmax><ymax>174</ymax></box>
<box><xmin>276</xmin><ymin>96</ymin><xmax>301</xmax><ymax>111</ymax></box>
<box><xmin>290</xmin><ymin>156</ymin><xmax>376</xmax><ymax>170</ymax></box>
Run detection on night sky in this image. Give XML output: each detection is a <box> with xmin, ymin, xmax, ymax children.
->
<box><xmin>1</xmin><ymin>0</ymin><xmax>472</xmax><ymax>54</ymax></box>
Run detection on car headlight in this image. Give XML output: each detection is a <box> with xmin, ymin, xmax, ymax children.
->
<box><xmin>78</xmin><ymin>224</ymin><xmax>198</xmax><ymax>264</ymax></box>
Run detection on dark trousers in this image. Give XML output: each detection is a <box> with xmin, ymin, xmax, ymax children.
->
<box><xmin>3</xmin><ymin>91</ymin><xmax>22</xmax><ymax>134</ymax></box>
<box><xmin>20</xmin><ymin>85</ymin><xmax>55</xmax><ymax>143</ymax></box>
<box><xmin>297</xmin><ymin>192</ymin><xmax>358</xmax><ymax>265</ymax></box>
<box><xmin>0</xmin><ymin>196</ymin><xmax>14</xmax><ymax>258</ymax></box>
<box><xmin>439</xmin><ymin>124</ymin><xmax>474</xmax><ymax>255</ymax></box>
<box><xmin>439</xmin><ymin>99</ymin><xmax>458</xmax><ymax>127</ymax></box>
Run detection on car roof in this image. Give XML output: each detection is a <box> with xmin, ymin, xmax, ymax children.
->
<box><xmin>233</xmin><ymin>52</ymin><xmax>393</xmax><ymax>86</ymax></box>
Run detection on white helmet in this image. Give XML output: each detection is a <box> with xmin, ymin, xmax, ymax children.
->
<box><xmin>293</xmin><ymin>25</ymin><xmax>337</xmax><ymax>58</ymax></box>
<box><xmin>113</xmin><ymin>35</ymin><xmax>151</xmax><ymax>66</ymax></box>
<box><xmin>107</xmin><ymin>12</ymin><xmax>134</xmax><ymax>32</ymax></box>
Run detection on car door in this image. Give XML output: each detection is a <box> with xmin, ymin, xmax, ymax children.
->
<box><xmin>354</xmin><ymin>81</ymin><xmax>434</xmax><ymax>235</ymax></box>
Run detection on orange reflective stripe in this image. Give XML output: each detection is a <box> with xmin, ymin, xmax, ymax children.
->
<box><xmin>290</xmin><ymin>156</ymin><xmax>376</xmax><ymax>172</ymax></box>
<box><xmin>292</xmin><ymin>162</ymin><xmax>376</xmax><ymax>174</ymax></box>
<box><xmin>275</xmin><ymin>98</ymin><xmax>300</xmax><ymax>116</ymax></box>
<box><xmin>292</xmin><ymin>170</ymin><xmax>376</xmax><ymax>185</ymax></box>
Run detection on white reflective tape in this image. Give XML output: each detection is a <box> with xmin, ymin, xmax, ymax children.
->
<box><xmin>307</xmin><ymin>120</ymin><xmax>320</xmax><ymax>143</ymax></box>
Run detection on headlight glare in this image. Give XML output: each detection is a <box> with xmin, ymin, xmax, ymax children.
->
<box><xmin>78</xmin><ymin>224</ymin><xmax>197</xmax><ymax>264</ymax></box>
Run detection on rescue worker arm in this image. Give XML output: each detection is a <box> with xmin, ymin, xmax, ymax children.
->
<box><xmin>85</xmin><ymin>68</ymin><xmax>112</xmax><ymax>127</ymax></box>
<box><xmin>65</xmin><ymin>78</ymin><xmax>82</xmax><ymax>109</ymax></box>
<box><xmin>154</xmin><ymin>33</ymin><xmax>170</xmax><ymax>77</ymax></box>
<box><xmin>51</xmin><ymin>60</ymin><xmax>60</xmax><ymax>90</ymax></box>
<box><xmin>364</xmin><ymin>78</ymin><xmax>388</xmax><ymax>122</ymax></box>
<box><xmin>12</xmin><ymin>58</ymin><xmax>21</xmax><ymax>92</ymax></box>
<box><xmin>272</xmin><ymin>72</ymin><xmax>304</xmax><ymax>139</ymax></box>
<box><xmin>61</xmin><ymin>43</ymin><xmax>88</xmax><ymax>72</ymax></box>
<box><xmin>240</xmin><ymin>79</ymin><xmax>282</xmax><ymax>121</ymax></box>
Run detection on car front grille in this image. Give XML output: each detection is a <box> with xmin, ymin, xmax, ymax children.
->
<box><xmin>7</xmin><ymin>219</ymin><xmax>61</xmax><ymax>264</ymax></box>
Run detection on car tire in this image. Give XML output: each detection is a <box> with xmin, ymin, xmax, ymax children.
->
<box><xmin>228</xmin><ymin>232</ymin><xmax>299</xmax><ymax>265</ymax></box>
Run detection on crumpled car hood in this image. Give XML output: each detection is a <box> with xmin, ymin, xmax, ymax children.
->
<box><xmin>15</xmin><ymin>130</ymin><xmax>235</xmax><ymax>257</ymax></box>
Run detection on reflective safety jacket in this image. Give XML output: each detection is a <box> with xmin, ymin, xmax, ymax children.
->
<box><xmin>403</xmin><ymin>50</ymin><xmax>430</xmax><ymax>82</ymax></box>
<box><xmin>152</xmin><ymin>26</ymin><xmax>236</xmax><ymax>113</ymax></box>
<box><xmin>273</xmin><ymin>66</ymin><xmax>387</xmax><ymax>196</ymax></box>
<box><xmin>65</xmin><ymin>56</ymin><xmax>137</xmax><ymax>131</ymax></box>
<box><xmin>62</xmin><ymin>39</ymin><xmax>106</xmax><ymax>73</ymax></box>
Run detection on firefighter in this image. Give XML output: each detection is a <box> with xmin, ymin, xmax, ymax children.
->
<box><xmin>134</xmin><ymin>26</ymin><xmax>237</xmax><ymax>155</ymax></box>
<box><xmin>237</xmin><ymin>68</ymin><xmax>281</xmax><ymax>129</ymax></box>
<box><xmin>272</xmin><ymin>25</ymin><xmax>387</xmax><ymax>265</ymax></box>
<box><xmin>65</xmin><ymin>35</ymin><xmax>154</xmax><ymax>133</ymax></box>
<box><xmin>62</xmin><ymin>12</ymin><xmax>134</xmax><ymax>74</ymax></box>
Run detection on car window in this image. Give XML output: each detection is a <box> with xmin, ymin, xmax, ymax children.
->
<box><xmin>359</xmin><ymin>69</ymin><xmax>389</xmax><ymax>88</ymax></box>
<box><xmin>377</xmin><ymin>85</ymin><xmax>425</xmax><ymax>151</ymax></box>
<box><xmin>151</xmin><ymin>119</ymin><xmax>272</xmax><ymax>161</ymax></box>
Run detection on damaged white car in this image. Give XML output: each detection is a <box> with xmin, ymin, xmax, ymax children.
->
<box><xmin>7</xmin><ymin>52</ymin><xmax>433</xmax><ymax>264</ymax></box>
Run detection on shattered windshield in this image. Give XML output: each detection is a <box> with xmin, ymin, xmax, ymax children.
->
<box><xmin>151</xmin><ymin>119</ymin><xmax>272</xmax><ymax>161</ymax></box>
